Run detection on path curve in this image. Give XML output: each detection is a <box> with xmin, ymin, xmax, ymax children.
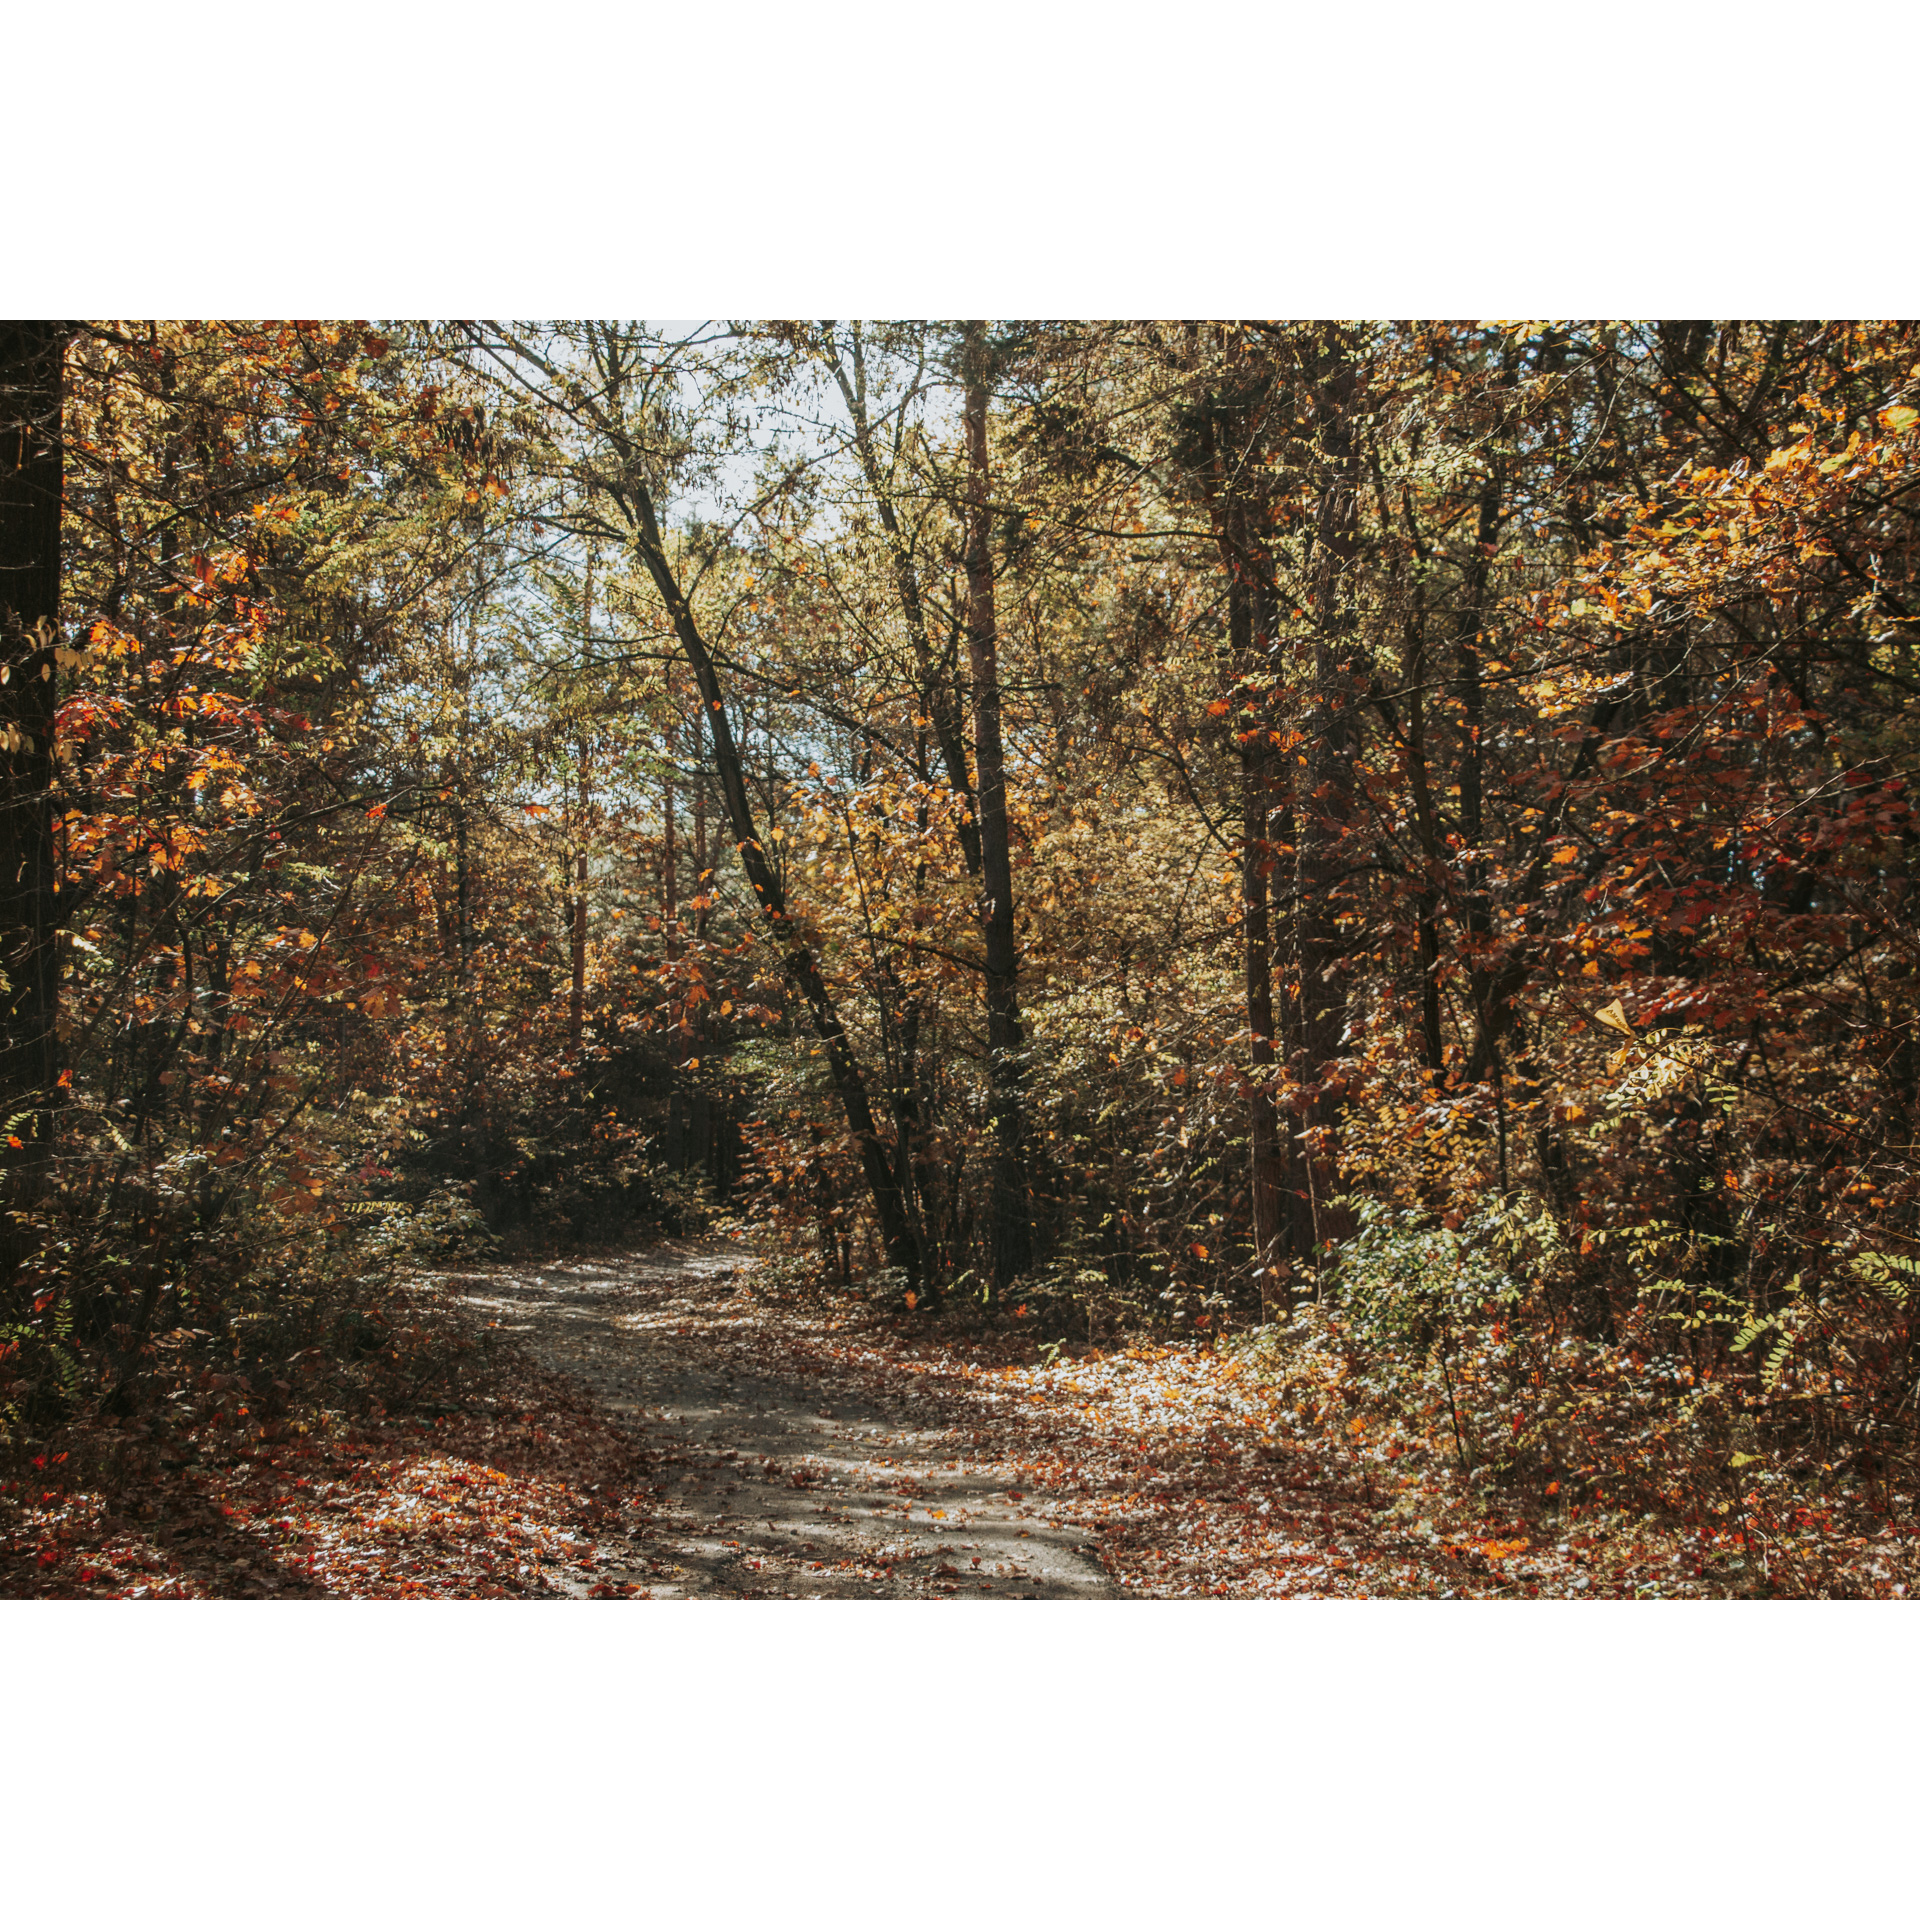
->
<box><xmin>451</xmin><ymin>1245</ymin><xmax>1118</xmax><ymax>1600</ymax></box>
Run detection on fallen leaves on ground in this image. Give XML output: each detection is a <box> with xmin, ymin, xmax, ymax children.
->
<box><xmin>0</xmin><ymin>1341</ymin><xmax>655</xmax><ymax>1600</ymax></box>
<box><xmin>7</xmin><ymin>1243</ymin><xmax>1913</xmax><ymax>1599</ymax></box>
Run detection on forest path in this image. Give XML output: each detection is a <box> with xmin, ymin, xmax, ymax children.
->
<box><xmin>451</xmin><ymin>1245</ymin><xmax>1117</xmax><ymax>1600</ymax></box>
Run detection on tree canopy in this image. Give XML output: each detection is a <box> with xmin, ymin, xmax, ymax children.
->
<box><xmin>5</xmin><ymin>318</ymin><xmax>1919</xmax><ymax>1600</ymax></box>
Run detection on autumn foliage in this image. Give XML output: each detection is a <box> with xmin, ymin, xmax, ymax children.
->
<box><xmin>4</xmin><ymin>320</ymin><xmax>1917</xmax><ymax>1596</ymax></box>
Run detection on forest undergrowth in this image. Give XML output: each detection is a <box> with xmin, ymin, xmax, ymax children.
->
<box><xmin>0</xmin><ymin>1239</ymin><xmax>650</xmax><ymax>1599</ymax></box>
<box><xmin>6</xmin><ymin>321</ymin><xmax>1920</xmax><ymax>1599</ymax></box>
<box><xmin>737</xmin><ymin>1238</ymin><xmax>1919</xmax><ymax>1600</ymax></box>
<box><xmin>9</xmin><ymin>1218</ymin><xmax>1908</xmax><ymax>1599</ymax></box>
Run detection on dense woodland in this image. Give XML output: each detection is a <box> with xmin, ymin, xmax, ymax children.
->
<box><xmin>4</xmin><ymin>318</ymin><xmax>1918</xmax><ymax>1597</ymax></box>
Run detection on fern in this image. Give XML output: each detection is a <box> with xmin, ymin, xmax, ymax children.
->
<box><xmin>1848</xmin><ymin>1250</ymin><xmax>1917</xmax><ymax>1304</ymax></box>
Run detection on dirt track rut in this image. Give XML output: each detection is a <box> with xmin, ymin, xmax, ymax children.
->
<box><xmin>452</xmin><ymin>1247</ymin><xmax>1118</xmax><ymax>1600</ymax></box>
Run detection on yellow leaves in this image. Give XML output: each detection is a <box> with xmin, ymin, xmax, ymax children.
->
<box><xmin>1881</xmin><ymin>404</ymin><xmax>1918</xmax><ymax>435</ymax></box>
<box><xmin>1594</xmin><ymin>999</ymin><xmax>1636</xmax><ymax>1040</ymax></box>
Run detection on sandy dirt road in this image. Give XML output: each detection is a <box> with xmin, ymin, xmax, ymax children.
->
<box><xmin>451</xmin><ymin>1245</ymin><xmax>1118</xmax><ymax>1600</ymax></box>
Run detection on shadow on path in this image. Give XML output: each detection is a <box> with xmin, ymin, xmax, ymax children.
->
<box><xmin>453</xmin><ymin>1247</ymin><xmax>1117</xmax><ymax>1600</ymax></box>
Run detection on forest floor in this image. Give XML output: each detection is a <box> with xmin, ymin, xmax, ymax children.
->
<box><xmin>447</xmin><ymin>1245</ymin><xmax>1113</xmax><ymax>1598</ymax></box>
<box><xmin>6</xmin><ymin>1238</ymin><xmax>1915</xmax><ymax>1599</ymax></box>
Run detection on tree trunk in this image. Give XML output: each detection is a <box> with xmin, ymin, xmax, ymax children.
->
<box><xmin>1457</xmin><ymin>466</ymin><xmax>1511</xmax><ymax>1089</ymax></box>
<box><xmin>825</xmin><ymin>323</ymin><xmax>983</xmax><ymax>879</ymax></box>
<box><xmin>1229</xmin><ymin>511</ymin><xmax>1289</xmax><ymax>1312</ymax></box>
<box><xmin>692</xmin><ymin>700</ymin><xmax>710</xmax><ymax>941</ymax></box>
<box><xmin>663</xmin><ymin>715</ymin><xmax>684</xmax><ymax>1160</ymax></box>
<box><xmin>1295</xmin><ymin>327</ymin><xmax>1362</xmax><ymax>1260</ymax></box>
<box><xmin>1186</xmin><ymin>328</ymin><xmax>1301</xmax><ymax>1309</ymax></box>
<box><xmin>569</xmin><ymin>550</ymin><xmax>592</xmax><ymax>1051</ymax></box>
<box><xmin>662</xmin><ymin>720</ymin><xmax>678</xmax><ymax>963</ymax></box>
<box><xmin>0</xmin><ymin>323</ymin><xmax>67</xmax><ymax>1279</ymax></box>
<box><xmin>617</xmin><ymin>468</ymin><xmax>925</xmax><ymax>1288</ymax></box>
<box><xmin>960</xmin><ymin>321</ymin><xmax>1033</xmax><ymax>1299</ymax></box>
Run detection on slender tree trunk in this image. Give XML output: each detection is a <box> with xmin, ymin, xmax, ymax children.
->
<box><xmin>617</xmin><ymin>469</ymin><xmax>925</xmax><ymax>1288</ymax></box>
<box><xmin>662</xmin><ymin>721</ymin><xmax>678</xmax><ymax>964</ymax></box>
<box><xmin>692</xmin><ymin>701</ymin><xmax>710</xmax><ymax>941</ymax></box>
<box><xmin>1395</xmin><ymin>490</ymin><xmax>1448</xmax><ymax>1075</ymax></box>
<box><xmin>451</xmin><ymin>798</ymin><xmax>473</xmax><ymax>991</ymax></box>
<box><xmin>0</xmin><ymin>323</ymin><xmax>68</xmax><ymax>1279</ymax></box>
<box><xmin>1229</xmin><ymin>513</ymin><xmax>1288</xmax><ymax>1312</ymax></box>
<box><xmin>1457</xmin><ymin>466</ymin><xmax>1512</xmax><ymax>1090</ymax></box>
<box><xmin>825</xmin><ymin>323</ymin><xmax>983</xmax><ymax>878</ymax></box>
<box><xmin>1295</xmin><ymin>327</ymin><xmax>1362</xmax><ymax>1260</ymax></box>
<box><xmin>960</xmin><ymin>320</ymin><xmax>1033</xmax><ymax>1298</ymax></box>
<box><xmin>662</xmin><ymin>716</ymin><xmax>685</xmax><ymax>1163</ymax></box>
<box><xmin>570</xmin><ymin>855</ymin><xmax>587</xmax><ymax>1046</ymax></box>
<box><xmin>569</xmin><ymin>550</ymin><xmax>592</xmax><ymax>1051</ymax></box>
<box><xmin>1190</xmin><ymin>333</ymin><xmax>1295</xmax><ymax>1309</ymax></box>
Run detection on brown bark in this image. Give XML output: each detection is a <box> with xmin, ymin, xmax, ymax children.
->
<box><xmin>569</xmin><ymin>550</ymin><xmax>593</xmax><ymax>1052</ymax></box>
<box><xmin>1190</xmin><ymin>331</ymin><xmax>1310</xmax><ymax>1287</ymax></box>
<box><xmin>1229</xmin><ymin>521</ymin><xmax>1288</xmax><ymax>1311</ymax></box>
<box><xmin>0</xmin><ymin>323</ymin><xmax>68</xmax><ymax>1278</ymax></box>
<box><xmin>617</xmin><ymin>466</ymin><xmax>925</xmax><ymax>1288</ymax></box>
<box><xmin>1388</xmin><ymin>472</ymin><xmax>1448</xmax><ymax>1076</ymax></box>
<box><xmin>1456</xmin><ymin>466</ymin><xmax>1511</xmax><ymax>1091</ymax></box>
<box><xmin>1294</xmin><ymin>328</ymin><xmax>1363</xmax><ymax>1258</ymax></box>
<box><xmin>823</xmin><ymin>324</ymin><xmax>983</xmax><ymax>879</ymax></box>
<box><xmin>691</xmin><ymin>701</ymin><xmax>710</xmax><ymax>941</ymax></box>
<box><xmin>961</xmin><ymin>321</ymin><xmax>1033</xmax><ymax>1297</ymax></box>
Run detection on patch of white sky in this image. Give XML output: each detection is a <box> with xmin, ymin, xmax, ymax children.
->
<box><xmin>480</xmin><ymin>322</ymin><xmax>965</xmax><ymax>806</ymax></box>
<box><xmin>654</xmin><ymin>319</ymin><xmax>962</xmax><ymax>541</ymax></box>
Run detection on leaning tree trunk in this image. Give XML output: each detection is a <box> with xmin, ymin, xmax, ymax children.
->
<box><xmin>618</xmin><ymin>469</ymin><xmax>925</xmax><ymax>1289</ymax></box>
<box><xmin>960</xmin><ymin>320</ymin><xmax>1034</xmax><ymax>1301</ymax></box>
<box><xmin>0</xmin><ymin>323</ymin><xmax>67</xmax><ymax>1282</ymax></box>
